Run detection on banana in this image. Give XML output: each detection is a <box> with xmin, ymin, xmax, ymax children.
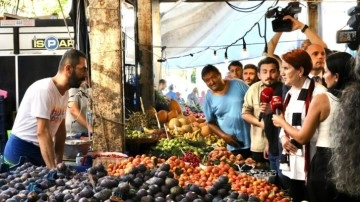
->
<box><xmin>143</xmin><ymin>127</ymin><xmax>155</xmax><ymax>134</ymax></box>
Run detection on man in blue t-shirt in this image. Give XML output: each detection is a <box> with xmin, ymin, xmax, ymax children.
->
<box><xmin>166</xmin><ymin>84</ymin><xmax>177</xmax><ymax>100</ymax></box>
<box><xmin>202</xmin><ymin>64</ymin><xmax>251</xmax><ymax>159</ymax></box>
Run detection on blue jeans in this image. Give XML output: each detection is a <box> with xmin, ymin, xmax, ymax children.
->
<box><xmin>268</xmin><ymin>152</ymin><xmax>279</xmax><ymax>171</ymax></box>
<box><xmin>4</xmin><ymin>135</ymin><xmax>45</xmax><ymax>166</ymax></box>
<box><xmin>269</xmin><ymin>152</ymin><xmax>290</xmax><ymax>189</ymax></box>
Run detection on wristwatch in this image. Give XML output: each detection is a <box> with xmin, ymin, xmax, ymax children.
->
<box><xmin>301</xmin><ymin>24</ymin><xmax>309</xmax><ymax>33</ymax></box>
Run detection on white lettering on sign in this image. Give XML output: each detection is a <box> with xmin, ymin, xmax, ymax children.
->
<box><xmin>44</xmin><ymin>36</ymin><xmax>59</xmax><ymax>51</ymax></box>
<box><xmin>47</xmin><ymin>40</ymin><xmax>57</xmax><ymax>47</ymax></box>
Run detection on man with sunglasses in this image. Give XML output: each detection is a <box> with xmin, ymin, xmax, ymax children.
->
<box><xmin>4</xmin><ymin>49</ymin><xmax>87</xmax><ymax>169</ymax></box>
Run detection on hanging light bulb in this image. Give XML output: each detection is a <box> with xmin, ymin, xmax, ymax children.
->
<box><xmin>224</xmin><ymin>48</ymin><xmax>229</xmax><ymax>64</ymax></box>
<box><xmin>241</xmin><ymin>38</ymin><xmax>249</xmax><ymax>58</ymax></box>
<box><xmin>213</xmin><ymin>50</ymin><xmax>217</xmax><ymax>60</ymax></box>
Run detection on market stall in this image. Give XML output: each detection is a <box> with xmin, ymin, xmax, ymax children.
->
<box><xmin>0</xmin><ymin>99</ymin><xmax>290</xmax><ymax>202</ymax></box>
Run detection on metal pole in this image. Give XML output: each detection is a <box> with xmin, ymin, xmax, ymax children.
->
<box><xmin>15</xmin><ymin>55</ymin><xmax>19</xmax><ymax>110</ymax></box>
<box><xmin>13</xmin><ymin>27</ymin><xmax>19</xmax><ymax>55</ymax></box>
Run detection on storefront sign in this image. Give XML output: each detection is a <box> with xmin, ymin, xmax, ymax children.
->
<box><xmin>32</xmin><ymin>37</ymin><xmax>74</xmax><ymax>50</ymax></box>
<box><xmin>0</xmin><ymin>19</ymin><xmax>35</xmax><ymax>27</ymax></box>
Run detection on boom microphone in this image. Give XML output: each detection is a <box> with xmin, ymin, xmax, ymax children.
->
<box><xmin>270</xmin><ymin>96</ymin><xmax>283</xmax><ymax>115</ymax></box>
<box><xmin>259</xmin><ymin>87</ymin><xmax>274</xmax><ymax>121</ymax></box>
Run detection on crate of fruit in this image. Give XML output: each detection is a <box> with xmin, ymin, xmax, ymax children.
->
<box><xmin>89</xmin><ymin>152</ymin><xmax>128</xmax><ymax>168</ymax></box>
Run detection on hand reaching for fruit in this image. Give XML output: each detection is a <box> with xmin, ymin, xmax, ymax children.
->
<box><xmin>222</xmin><ymin>134</ymin><xmax>243</xmax><ymax>147</ymax></box>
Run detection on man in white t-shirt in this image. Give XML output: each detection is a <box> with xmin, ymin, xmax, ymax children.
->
<box><xmin>4</xmin><ymin>49</ymin><xmax>88</xmax><ymax>169</ymax></box>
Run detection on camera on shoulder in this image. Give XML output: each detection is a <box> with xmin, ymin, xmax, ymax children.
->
<box><xmin>266</xmin><ymin>2</ymin><xmax>302</xmax><ymax>32</ymax></box>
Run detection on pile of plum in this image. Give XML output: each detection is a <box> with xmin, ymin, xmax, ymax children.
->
<box><xmin>0</xmin><ymin>162</ymin><xmax>261</xmax><ymax>202</ymax></box>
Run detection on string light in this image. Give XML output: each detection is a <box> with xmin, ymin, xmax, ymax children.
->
<box><xmin>122</xmin><ymin>13</ymin><xmax>312</xmax><ymax>64</ymax></box>
<box><xmin>241</xmin><ymin>38</ymin><xmax>249</xmax><ymax>58</ymax></box>
<box><xmin>242</xmin><ymin>38</ymin><xmax>247</xmax><ymax>52</ymax></box>
<box><xmin>224</xmin><ymin>48</ymin><xmax>229</xmax><ymax>64</ymax></box>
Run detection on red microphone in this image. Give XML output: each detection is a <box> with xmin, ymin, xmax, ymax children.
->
<box><xmin>259</xmin><ymin>87</ymin><xmax>274</xmax><ymax>121</ymax></box>
<box><xmin>270</xmin><ymin>96</ymin><xmax>283</xmax><ymax>115</ymax></box>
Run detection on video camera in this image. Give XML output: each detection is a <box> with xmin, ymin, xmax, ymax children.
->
<box><xmin>336</xmin><ymin>6</ymin><xmax>360</xmax><ymax>50</ymax></box>
<box><xmin>266</xmin><ymin>2</ymin><xmax>302</xmax><ymax>32</ymax></box>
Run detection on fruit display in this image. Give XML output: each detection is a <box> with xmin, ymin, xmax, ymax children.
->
<box><xmin>184</xmin><ymin>105</ymin><xmax>205</xmax><ymax>118</ymax></box>
<box><xmin>182</xmin><ymin>131</ymin><xmax>203</xmax><ymax>141</ymax></box>
<box><xmin>125</xmin><ymin>129</ymin><xmax>154</xmax><ymax>139</ymax></box>
<box><xmin>182</xmin><ymin>131</ymin><xmax>226</xmax><ymax>147</ymax></box>
<box><xmin>205</xmin><ymin>147</ymin><xmax>245</xmax><ymax>166</ymax></box>
<box><xmin>0</xmin><ymin>153</ymin><xmax>288</xmax><ymax>202</ymax></box>
<box><xmin>106</xmin><ymin>155</ymin><xmax>289</xmax><ymax>201</ymax></box>
<box><xmin>0</xmin><ymin>162</ymin><xmax>111</xmax><ymax>202</ymax></box>
<box><xmin>169</xmin><ymin>100</ymin><xmax>182</xmax><ymax>115</ymax></box>
<box><xmin>152</xmin><ymin>137</ymin><xmax>208</xmax><ymax>157</ymax></box>
<box><xmin>180</xmin><ymin>152</ymin><xmax>201</xmax><ymax>167</ymax></box>
<box><xmin>126</xmin><ymin>112</ymin><xmax>158</xmax><ymax>130</ymax></box>
<box><xmin>117</xmin><ymin>108</ymin><xmax>290</xmax><ymax>201</ymax></box>
<box><xmin>107</xmin><ymin>154</ymin><xmax>166</xmax><ymax>176</ymax></box>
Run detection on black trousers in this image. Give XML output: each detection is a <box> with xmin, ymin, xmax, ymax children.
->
<box><xmin>308</xmin><ymin>147</ymin><xmax>336</xmax><ymax>202</ymax></box>
<box><xmin>289</xmin><ymin>179</ymin><xmax>308</xmax><ymax>202</ymax></box>
<box><xmin>308</xmin><ymin>147</ymin><xmax>360</xmax><ymax>202</ymax></box>
<box><xmin>252</xmin><ymin>151</ymin><xmax>267</xmax><ymax>163</ymax></box>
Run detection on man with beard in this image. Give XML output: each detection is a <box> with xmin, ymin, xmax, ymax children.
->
<box><xmin>242</xmin><ymin>57</ymin><xmax>281</xmax><ymax>165</ymax></box>
<box><xmin>4</xmin><ymin>49</ymin><xmax>87</xmax><ymax>169</ymax></box>
<box><xmin>202</xmin><ymin>65</ymin><xmax>251</xmax><ymax>158</ymax></box>
<box><xmin>243</xmin><ymin>64</ymin><xmax>259</xmax><ymax>86</ymax></box>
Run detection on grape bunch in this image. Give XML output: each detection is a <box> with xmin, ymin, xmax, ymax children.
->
<box><xmin>181</xmin><ymin>151</ymin><xmax>201</xmax><ymax>167</ymax></box>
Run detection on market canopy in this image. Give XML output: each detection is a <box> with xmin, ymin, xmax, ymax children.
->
<box><xmin>122</xmin><ymin>1</ymin><xmax>353</xmax><ymax>69</ymax></box>
<box><xmin>159</xmin><ymin>1</ymin><xmax>307</xmax><ymax>69</ymax></box>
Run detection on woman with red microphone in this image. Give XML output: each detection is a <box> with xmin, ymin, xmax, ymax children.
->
<box><xmin>272</xmin><ymin>51</ymin><xmax>356</xmax><ymax>202</ymax></box>
<box><xmin>270</xmin><ymin>49</ymin><xmax>327</xmax><ymax>202</ymax></box>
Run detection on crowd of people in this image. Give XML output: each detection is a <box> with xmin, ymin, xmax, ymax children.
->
<box><xmin>154</xmin><ymin>79</ymin><xmax>204</xmax><ymax>112</ymax></box>
<box><xmin>200</xmin><ymin>15</ymin><xmax>360</xmax><ymax>202</ymax></box>
<box><xmin>3</xmin><ymin>12</ymin><xmax>360</xmax><ymax>202</ymax></box>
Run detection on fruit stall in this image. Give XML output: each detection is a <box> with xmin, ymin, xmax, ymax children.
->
<box><xmin>0</xmin><ymin>101</ymin><xmax>290</xmax><ymax>202</ymax></box>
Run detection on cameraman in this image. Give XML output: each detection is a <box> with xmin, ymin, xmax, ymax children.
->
<box><xmin>284</xmin><ymin>15</ymin><xmax>330</xmax><ymax>86</ymax></box>
<box><xmin>270</xmin><ymin>16</ymin><xmax>329</xmax><ymax>87</ymax></box>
